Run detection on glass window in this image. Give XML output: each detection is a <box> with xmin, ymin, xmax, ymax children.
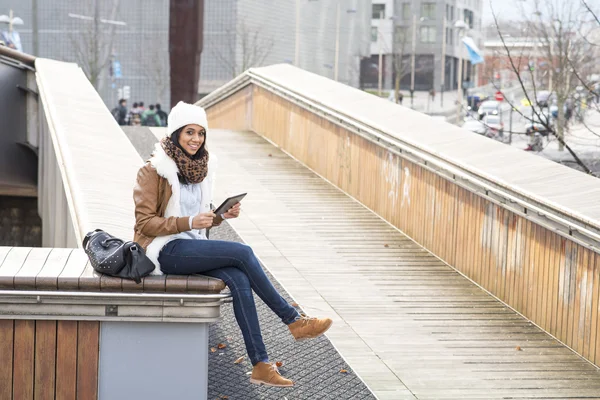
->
<box><xmin>463</xmin><ymin>9</ymin><xmax>474</xmax><ymax>29</ymax></box>
<box><xmin>402</xmin><ymin>3</ymin><xmax>411</xmax><ymax>19</ymax></box>
<box><xmin>421</xmin><ymin>3</ymin><xmax>436</xmax><ymax>19</ymax></box>
<box><xmin>420</xmin><ymin>26</ymin><xmax>436</xmax><ymax>43</ymax></box>
<box><xmin>372</xmin><ymin>4</ymin><xmax>386</xmax><ymax>19</ymax></box>
<box><xmin>371</xmin><ymin>27</ymin><xmax>378</xmax><ymax>42</ymax></box>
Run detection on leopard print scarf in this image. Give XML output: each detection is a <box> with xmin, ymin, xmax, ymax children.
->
<box><xmin>160</xmin><ymin>137</ymin><xmax>209</xmax><ymax>184</ymax></box>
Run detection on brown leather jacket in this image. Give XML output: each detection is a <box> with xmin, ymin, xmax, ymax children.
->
<box><xmin>133</xmin><ymin>163</ymin><xmax>188</xmax><ymax>250</ymax></box>
<box><xmin>132</xmin><ymin>163</ymin><xmax>223</xmax><ymax>251</ymax></box>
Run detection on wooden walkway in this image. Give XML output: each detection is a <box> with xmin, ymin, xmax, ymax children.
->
<box><xmin>153</xmin><ymin>128</ymin><xmax>600</xmax><ymax>399</ymax></box>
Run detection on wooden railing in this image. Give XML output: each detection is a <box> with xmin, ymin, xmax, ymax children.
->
<box><xmin>199</xmin><ymin>64</ymin><xmax>600</xmax><ymax>368</ymax></box>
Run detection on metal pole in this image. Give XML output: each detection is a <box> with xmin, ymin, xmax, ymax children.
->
<box><xmin>32</xmin><ymin>0</ymin><xmax>39</xmax><ymax>56</ymax></box>
<box><xmin>440</xmin><ymin>17</ymin><xmax>446</xmax><ymax>107</ymax></box>
<box><xmin>456</xmin><ymin>33</ymin><xmax>463</xmax><ymax>125</ymax></box>
<box><xmin>377</xmin><ymin>9</ymin><xmax>384</xmax><ymax>95</ymax></box>
<box><xmin>334</xmin><ymin>1</ymin><xmax>341</xmax><ymax>81</ymax></box>
<box><xmin>295</xmin><ymin>0</ymin><xmax>300</xmax><ymax>66</ymax></box>
<box><xmin>8</xmin><ymin>9</ymin><xmax>13</xmax><ymax>34</ymax></box>
<box><xmin>378</xmin><ymin>29</ymin><xmax>383</xmax><ymax>96</ymax></box>
<box><xmin>410</xmin><ymin>13</ymin><xmax>416</xmax><ymax>107</ymax></box>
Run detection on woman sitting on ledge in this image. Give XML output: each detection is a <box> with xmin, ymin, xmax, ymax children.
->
<box><xmin>132</xmin><ymin>101</ymin><xmax>332</xmax><ymax>387</ymax></box>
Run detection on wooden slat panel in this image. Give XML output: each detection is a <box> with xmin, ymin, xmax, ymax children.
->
<box><xmin>0</xmin><ymin>247</ymin><xmax>12</xmax><ymax>267</ymax></box>
<box><xmin>14</xmin><ymin>248</ymin><xmax>53</xmax><ymax>289</ymax></box>
<box><xmin>36</xmin><ymin>248</ymin><xmax>72</xmax><ymax>290</ymax></box>
<box><xmin>0</xmin><ymin>247</ymin><xmax>31</xmax><ymax>288</ymax></box>
<box><xmin>34</xmin><ymin>320</ymin><xmax>57</xmax><ymax>400</ymax></box>
<box><xmin>56</xmin><ymin>321</ymin><xmax>78</xmax><ymax>400</ymax></box>
<box><xmin>0</xmin><ymin>320</ymin><xmax>14</xmax><ymax>400</ymax></box>
<box><xmin>76</xmin><ymin>321</ymin><xmax>99</xmax><ymax>400</ymax></box>
<box><xmin>591</xmin><ymin>252</ymin><xmax>600</xmax><ymax>364</ymax></box>
<box><xmin>57</xmin><ymin>249</ymin><xmax>89</xmax><ymax>291</ymax></box>
<box><xmin>13</xmin><ymin>320</ymin><xmax>35</xmax><ymax>400</ymax></box>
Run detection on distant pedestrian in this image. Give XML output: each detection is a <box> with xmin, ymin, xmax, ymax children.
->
<box><xmin>111</xmin><ymin>99</ymin><xmax>128</xmax><ymax>126</ymax></box>
<box><xmin>139</xmin><ymin>101</ymin><xmax>146</xmax><ymax>112</ymax></box>
<box><xmin>141</xmin><ymin>104</ymin><xmax>161</xmax><ymax>127</ymax></box>
<box><xmin>397</xmin><ymin>91</ymin><xmax>404</xmax><ymax>105</ymax></box>
<box><xmin>156</xmin><ymin>103</ymin><xmax>168</xmax><ymax>127</ymax></box>
<box><xmin>429</xmin><ymin>88</ymin><xmax>436</xmax><ymax>102</ymax></box>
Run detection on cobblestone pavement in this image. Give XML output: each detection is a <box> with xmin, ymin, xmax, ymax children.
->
<box><xmin>122</xmin><ymin>126</ymin><xmax>376</xmax><ymax>400</ymax></box>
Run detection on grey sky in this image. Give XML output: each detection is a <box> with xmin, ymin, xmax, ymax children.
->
<box><xmin>482</xmin><ymin>0</ymin><xmax>525</xmax><ymax>23</ymax></box>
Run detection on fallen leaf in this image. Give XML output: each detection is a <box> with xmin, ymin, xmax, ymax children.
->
<box><xmin>217</xmin><ymin>343</ymin><xmax>227</xmax><ymax>349</ymax></box>
<box><xmin>291</xmin><ymin>302</ymin><xmax>299</xmax><ymax>307</ymax></box>
<box><xmin>226</xmin><ymin>337</ymin><xmax>233</xmax><ymax>342</ymax></box>
<box><xmin>340</xmin><ymin>369</ymin><xmax>348</xmax><ymax>373</ymax></box>
<box><xmin>384</xmin><ymin>244</ymin><xmax>389</xmax><ymax>248</ymax></box>
<box><xmin>221</xmin><ymin>396</ymin><xmax>229</xmax><ymax>399</ymax></box>
<box><xmin>234</xmin><ymin>356</ymin><xmax>245</xmax><ymax>364</ymax></box>
<box><xmin>275</xmin><ymin>361</ymin><xmax>283</xmax><ymax>367</ymax></box>
<box><xmin>268</xmin><ymin>154</ymin><xmax>272</xmax><ymax>157</ymax></box>
<box><xmin>210</xmin><ymin>347</ymin><xmax>217</xmax><ymax>353</ymax></box>
<box><xmin>515</xmin><ymin>346</ymin><xmax>522</xmax><ymax>351</ymax></box>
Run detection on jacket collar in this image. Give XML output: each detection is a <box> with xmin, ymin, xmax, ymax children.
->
<box><xmin>149</xmin><ymin>142</ymin><xmax>179</xmax><ymax>189</ymax></box>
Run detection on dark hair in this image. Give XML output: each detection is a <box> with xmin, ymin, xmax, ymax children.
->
<box><xmin>170</xmin><ymin>126</ymin><xmax>208</xmax><ymax>184</ymax></box>
<box><xmin>149</xmin><ymin>104</ymin><xmax>155</xmax><ymax>110</ymax></box>
<box><xmin>140</xmin><ymin>101</ymin><xmax>144</xmax><ymax>107</ymax></box>
<box><xmin>156</xmin><ymin>103</ymin><xmax>161</xmax><ymax>110</ymax></box>
<box><xmin>132</xmin><ymin>102</ymin><xmax>138</xmax><ymax>108</ymax></box>
<box><xmin>119</xmin><ymin>98</ymin><xmax>126</xmax><ymax>105</ymax></box>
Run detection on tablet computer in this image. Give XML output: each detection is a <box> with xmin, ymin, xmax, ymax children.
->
<box><xmin>214</xmin><ymin>193</ymin><xmax>247</xmax><ymax>215</ymax></box>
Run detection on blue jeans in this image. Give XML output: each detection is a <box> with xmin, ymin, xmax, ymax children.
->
<box><xmin>158</xmin><ymin>239</ymin><xmax>300</xmax><ymax>365</ymax></box>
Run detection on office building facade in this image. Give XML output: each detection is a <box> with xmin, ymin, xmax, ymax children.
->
<box><xmin>365</xmin><ymin>0</ymin><xmax>484</xmax><ymax>92</ymax></box>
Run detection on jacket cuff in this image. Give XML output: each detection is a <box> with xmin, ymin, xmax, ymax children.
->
<box><xmin>176</xmin><ymin>217</ymin><xmax>191</xmax><ymax>232</ymax></box>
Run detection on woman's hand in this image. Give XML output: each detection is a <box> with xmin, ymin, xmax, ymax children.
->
<box><xmin>192</xmin><ymin>212</ymin><xmax>215</xmax><ymax>229</ymax></box>
<box><xmin>223</xmin><ymin>203</ymin><xmax>241</xmax><ymax>219</ymax></box>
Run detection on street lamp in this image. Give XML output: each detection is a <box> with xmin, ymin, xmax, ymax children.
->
<box><xmin>294</xmin><ymin>0</ymin><xmax>319</xmax><ymax>67</ymax></box>
<box><xmin>454</xmin><ymin>20</ymin><xmax>468</xmax><ymax>124</ymax></box>
<box><xmin>409</xmin><ymin>16</ymin><xmax>428</xmax><ymax>107</ymax></box>
<box><xmin>294</xmin><ymin>0</ymin><xmax>354</xmax><ymax>81</ymax></box>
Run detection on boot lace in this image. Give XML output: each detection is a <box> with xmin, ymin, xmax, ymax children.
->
<box><xmin>298</xmin><ymin>315</ymin><xmax>317</xmax><ymax>326</ymax></box>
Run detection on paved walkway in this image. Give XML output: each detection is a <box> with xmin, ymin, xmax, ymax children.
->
<box><xmin>203</xmin><ymin>129</ymin><xmax>600</xmax><ymax>400</ymax></box>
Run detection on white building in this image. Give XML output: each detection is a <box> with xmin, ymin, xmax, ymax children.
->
<box><xmin>199</xmin><ymin>0</ymin><xmax>372</xmax><ymax>95</ymax></box>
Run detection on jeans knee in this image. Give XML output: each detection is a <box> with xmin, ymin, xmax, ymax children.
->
<box><xmin>222</xmin><ymin>269</ymin><xmax>251</xmax><ymax>295</ymax></box>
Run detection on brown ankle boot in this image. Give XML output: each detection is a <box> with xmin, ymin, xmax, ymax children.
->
<box><xmin>250</xmin><ymin>362</ymin><xmax>294</xmax><ymax>387</ymax></box>
<box><xmin>288</xmin><ymin>316</ymin><xmax>333</xmax><ymax>341</ymax></box>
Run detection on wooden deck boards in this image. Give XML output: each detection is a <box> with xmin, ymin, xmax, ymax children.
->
<box><xmin>206</xmin><ymin>129</ymin><xmax>600</xmax><ymax>400</ymax></box>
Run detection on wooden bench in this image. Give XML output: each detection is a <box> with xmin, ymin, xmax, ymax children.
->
<box><xmin>0</xmin><ymin>247</ymin><xmax>228</xmax><ymax>400</ymax></box>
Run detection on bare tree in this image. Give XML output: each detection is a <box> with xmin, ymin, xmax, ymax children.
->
<box><xmin>69</xmin><ymin>0</ymin><xmax>121</xmax><ymax>90</ymax></box>
<box><xmin>489</xmin><ymin>0</ymin><xmax>600</xmax><ymax>173</ymax></box>
<box><xmin>211</xmin><ymin>19</ymin><xmax>274</xmax><ymax>79</ymax></box>
<box><xmin>392</xmin><ymin>26</ymin><xmax>411</xmax><ymax>103</ymax></box>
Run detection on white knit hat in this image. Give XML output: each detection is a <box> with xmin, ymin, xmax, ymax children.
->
<box><xmin>167</xmin><ymin>101</ymin><xmax>208</xmax><ymax>135</ymax></box>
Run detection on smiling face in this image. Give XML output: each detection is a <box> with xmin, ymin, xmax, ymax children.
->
<box><xmin>177</xmin><ymin>124</ymin><xmax>206</xmax><ymax>155</ymax></box>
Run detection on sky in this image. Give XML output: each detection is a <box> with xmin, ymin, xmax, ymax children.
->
<box><xmin>482</xmin><ymin>0</ymin><xmax>526</xmax><ymax>24</ymax></box>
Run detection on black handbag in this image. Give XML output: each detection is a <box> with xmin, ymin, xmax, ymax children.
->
<box><xmin>82</xmin><ymin>229</ymin><xmax>155</xmax><ymax>283</ymax></box>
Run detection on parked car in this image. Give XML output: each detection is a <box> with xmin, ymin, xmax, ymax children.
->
<box><xmin>462</xmin><ymin>119</ymin><xmax>487</xmax><ymax>135</ymax></box>
<box><xmin>483</xmin><ymin>114</ymin><xmax>504</xmax><ymax>137</ymax></box>
<box><xmin>478</xmin><ymin>100</ymin><xmax>501</xmax><ymax>120</ymax></box>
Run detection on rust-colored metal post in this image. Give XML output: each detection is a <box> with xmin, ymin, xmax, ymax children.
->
<box><xmin>169</xmin><ymin>0</ymin><xmax>204</xmax><ymax>107</ymax></box>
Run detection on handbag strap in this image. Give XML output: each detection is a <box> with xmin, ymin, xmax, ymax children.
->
<box><xmin>82</xmin><ymin>229</ymin><xmax>104</xmax><ymax>249</ymax></box>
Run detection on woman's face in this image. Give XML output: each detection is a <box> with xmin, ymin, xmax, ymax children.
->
<box><xmin>178</xmin><ymin>124</ymin><xmax>205</xmax><ymax>155</ymax></box>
